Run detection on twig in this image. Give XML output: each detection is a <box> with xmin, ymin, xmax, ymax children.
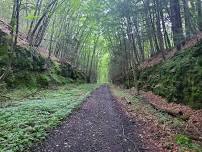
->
<box><xmin>0</xmin><ymin>72</ymin><xmax>6</xmax><ymax>81</ymax></box>
<box><xmin>122</xmin><ymin>124</ymin><xmax>125</xmax><ymax>136</ymax></box>
<box><xmin>0</xmin><ymin>67</ymin><xmax>10</xmax><ymax>81</ymax></box>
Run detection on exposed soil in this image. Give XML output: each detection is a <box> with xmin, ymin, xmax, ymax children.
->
<box><xmin>32</xmin><ymin>86</ymin><xmax>144</xmax><ymax>152</ymax></box>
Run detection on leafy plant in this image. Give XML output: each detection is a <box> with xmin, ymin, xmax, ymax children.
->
<box><xmin>176</xmin><ymin>134</ymin><xmax>192</xmax><ymax>147</ymax></box>
<box><xmin>25</xmin><ymin>15</ymin><xmax>39</xmax><ymax>20</ymax></box>
<box><xmin>176</xmin><ymin>134</ymin><xmax>202</xmax><ymax>151</ymax></box>
<box><xmin>0</xmin><ymin>84</ymin><xmax>98</xmax><ymax>152</ymax></box>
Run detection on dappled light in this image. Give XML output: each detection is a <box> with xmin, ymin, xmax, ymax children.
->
<box><xmin>98</xmin><ymin>53</ymin><xmax>110</xmax><ymax>84</ymax></box>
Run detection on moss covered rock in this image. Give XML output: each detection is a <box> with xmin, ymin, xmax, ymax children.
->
<box><xmin>12</xmin><ymin>47</ymin><xmax>46</xmax><ymax>71</ymax></box>
<box><xmin>60</xmin><ymin>63</ymin><xmax>86</xmax><ymax>81</ymax></box>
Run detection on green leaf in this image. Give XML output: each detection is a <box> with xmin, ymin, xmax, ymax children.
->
<box><xmin>71</xmin><ymin>0</ymin><xmax>80</xmax><ymax>11</ymax></box>
<box><xmin>25</xmin><ymin>15</ymin><xmax>39</xmax><ymax>20</ymax></box>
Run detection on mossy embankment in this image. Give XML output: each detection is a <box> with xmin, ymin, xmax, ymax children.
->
<box><xmin>0</xmin><ymin>28</ymin><xmax>86</xmax><ymax>91</ymax></box>
<box><xmin>138</xmin><ymin>42</ymin><xmax>202</xmax><ymax>109</ymax></box>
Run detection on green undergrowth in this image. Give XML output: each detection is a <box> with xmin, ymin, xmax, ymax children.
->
<box><xmin>111</xmin><ymin>87</ymin><xmax>202</xmax><ymax>152</ymax></box>
<box><xmin>176</xmin><ymin>134</ymin><xmax>202</xmax><ymax>152</ymax></box>
<box><xmin>4</xmin><ymin>61</ymin><xmax>73</xmax><ymax>89</ymax></box>
<box><xmin>0</xmin><ymin>83</ymin><xmax>98</xmax><ymax>152</ymax></box>
<box><xmin>139</xmin><ymin>42</ymin><xmax>202</xmax><ymax>109</ymax></box>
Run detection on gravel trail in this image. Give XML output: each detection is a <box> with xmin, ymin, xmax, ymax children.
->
<box><xmin>33</xmin><ymin>86</ymin><xmax>142</xmax><ymax>152</ymax></box>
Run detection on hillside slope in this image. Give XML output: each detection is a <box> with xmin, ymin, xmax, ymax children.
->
<box><xmin>139</xmin><ymin>42</ymin><xmax>202</xmax><ymax>109</ymax></box>
<box><xmin>0</xmin><ymin>20</ymin><xmax>85</xmax><ymax>90</ymax></box>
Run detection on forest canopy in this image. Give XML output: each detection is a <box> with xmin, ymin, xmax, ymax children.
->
<box><xmin>0</xmin><ymin>0</ymin><xmax>202</xmax><ymax>83</ymax></box>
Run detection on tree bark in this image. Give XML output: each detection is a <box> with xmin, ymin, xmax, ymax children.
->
<box><xmin>155</xmin><ymin>0</ymin><xmax>165</xmax><ymax>60</ymax></box>
<box><xmin>197</xmin><ymin>0</ymin><xmax>202</xmax><ymax>31</ymax></box>
<box><xmin>182</xmin><ymin>0</ymin><xmax>197</xmax><ymax>38</ymax></box>
<box><xmin>170</xmin><ymin>0</ymin><xmax>184</xmax><ymax>48</ymax></box>
<box><xmin>87</xmin><ymin>36</ymin><xmax>99</xmax><ymax>83</ymax></box>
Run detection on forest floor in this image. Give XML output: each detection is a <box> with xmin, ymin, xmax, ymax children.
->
<box><xmin>1</xmin><ymin>84</ymin><xmax>202</xmax><ymax>152</ymax></box>
<box><xmin>112</xmin><ymin>86</ymin><xmax>202</xmax><ymax>152</ymax></box>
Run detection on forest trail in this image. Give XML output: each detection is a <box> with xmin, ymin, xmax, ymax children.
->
<box><xmin>32</xmin><ymin>86</ymin><xmax>142</xmax><ymax>152</ymax></box>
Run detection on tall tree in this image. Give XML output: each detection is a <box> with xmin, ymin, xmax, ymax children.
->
<box><xmin>197</xmin><ymin>0</ymin><xmax>202</xmax><ymax>31</ymax></box>
<box><xmin>170</xmin><ymin>0</ymin><xmax>184</xmax><ymax>48</ymax></box>
<box><xmin>155</xmin><ymin>0</ymin><xmax>165</xmax><ymax>59</ymax></box>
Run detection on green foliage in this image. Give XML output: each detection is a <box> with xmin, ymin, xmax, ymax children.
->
<box><xmin>0</xmin><ymin>43</ymin><xmax>86</xmax><ymax>88</ymax></box>
<box><xmin>0</xmin><ymin>45</ymin><xmax>9</xmax><ymax>66</ymax></box>
<box><xmin>176</xmin><ymin>134</ymin><xmax>192</xmax><ymax>147</ymax></box>
<box><xmin>98</xmin><ymin>53</ymin><xmax>110</xmax><ymax>83</ymax></box>
<box><xmin>0</xmin><ymin>84</ymin><xmax>98</xmax><ymax>152</ymax></box>
<box><xmin>5</xmin><ymin>71</ymin><xmax>37</xmax><ymax>88</ymax></box>
<box><xmin>11</xmin><ymin>47</ymin><xmax>46</xmax><ymax>71</ymax></box>
<box><xmin>36</xmin><ymin>74</ymin><xmax>50</xmax><ymax>87</ymax></box>
<box><xmin>71</xmin><ymin>0</ymin><xmax>80</xmax><ymax>11</ymax></box>
<box><xmin>25</xmin><ymin>15</ymin><xmax>39</xmax><ymax>20</ymax></box>
<box><xmin>176</xmin><ymin>134</ymin><xmax>202</xmax><ymax>151</ymax></box>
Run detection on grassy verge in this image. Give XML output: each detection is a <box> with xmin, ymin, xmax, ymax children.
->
<box><xmin>111</xmin><ymin>86</ymin><xmax>202</xmax><ymax>152</ymax></box>
<box><xmin>0</xmin><ymin>84</ymin><xmax>98</xmax><ymax>152</ymax></box>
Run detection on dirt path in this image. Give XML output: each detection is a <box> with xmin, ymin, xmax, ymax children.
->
<box><xmin>32</xmin><ymin>86</ymin><xmax>142</xmax><ymax>152</ymax></box>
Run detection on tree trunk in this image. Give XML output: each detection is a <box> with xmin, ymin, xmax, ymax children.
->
<box><xmin>160</xmin><ymin>7</ymin><xmax>171</xmax><ymax>49</ymax></box>
<box><xmin>170</xmin><ymin>0</ymin><xmax>184</xmax><ymax>48</ymax></box>
<box><xmin>27</xmin><ymin>0</ymin><xmax>42</xmax><ymax>39</ymax></box>
<box><xmin>182</xmin><ymin>0</ymin><xmax>197</xmax><ymax>38</ymax></box>
<box><xmin>14</xmin><ymin>0</ymin><xmax>20</xmax><ymax>47</ymax></box>
<box><xmin>155</xmin><ymin>0</ymin><xmax>165</xmax><ymax>60</ymax></box>
<box><xmin>143</xmin><ymin>0</ymin><xmax>155</xmax><ymax>56</ymax></box>
<box><xmin>88</xmin><ymin>36</ymin><xmax>99</xmax><ymax>83</ymax></box>
<box><xmin>197</xmin><ymin>0</ymin><xmax>202</xmax><ymax>31</ymax></box>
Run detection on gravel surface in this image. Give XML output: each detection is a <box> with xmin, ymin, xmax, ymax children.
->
<box><xmin>32</xmin><ymin>86</ymin><xmax>142</xmax><ymax>152</ymax></box>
